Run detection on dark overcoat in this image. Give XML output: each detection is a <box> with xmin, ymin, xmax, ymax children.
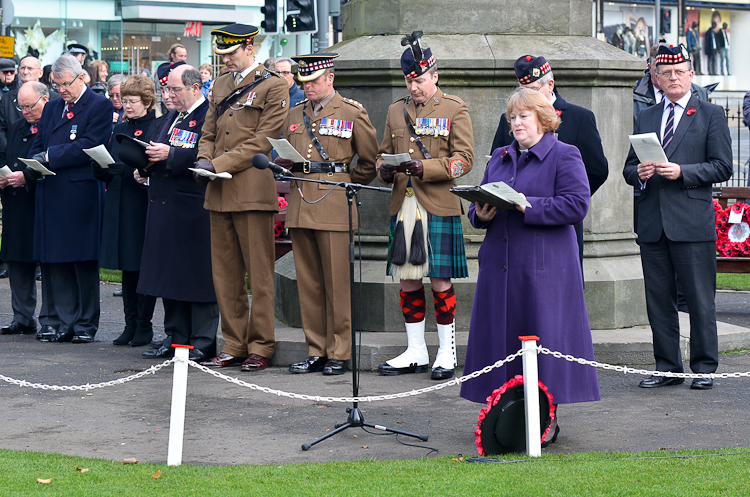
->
<box><xmin>137</xmin><ymin>100</ymin><xmax>216</xmax><ymax>303</ymax></box>
<box><xmin>0</xmin><ymin>118</ymin><xmax>38</xmax><ymax>262</ymax></box>
<box><xmin>28</xmin><ymin>86</ymin><xmax>112</xmax><ymax>263</ymax></box>
<box><xmin>460</xmin><ymin>132</ymin><xmax>600</xmax><ymax>405</ymax></box>
<box><xmin>95</xmin><ymin>111</ymin><xmax>158</xmax><ymax>271</ymax></box>
<box><xmin>0</xmin><ymin>86</ymin><xmax>60</xmax><ymax>153</ymax></box>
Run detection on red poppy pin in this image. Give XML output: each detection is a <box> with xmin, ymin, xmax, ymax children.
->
<box><xmin>289</xmin><ymin>123</ymin><xmax>298</xmax><ymax>132</ymax></box>
<box><xmin>687</xmin><ymin>108</ymin><xmax>696</xmax><ymax>116</ymax></box>
<box><xmin>555</xmin><ymin>109</ymin><xmax>562</xmax><ymax>117</ymax></box>
<box><xmin>31</xmin><ymin>125</ymin><xmax>38</xmax><ymax>134</ymax></box>
<box><xmin>189</xmin><ymin>120</ymin><xmax>197</xmax><ymax>127</ymax></box>
<box><xmin>133</xmin><ymin>129</ymin><xmax>143</xmax><ymax>137</ymax></box>
<box><xmin>66</xmin><ymin>112</ymin><xmax>74</xmax><ymax>120</ymax></box>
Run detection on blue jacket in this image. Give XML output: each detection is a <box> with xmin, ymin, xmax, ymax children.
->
<box><xmin>29</xmin><ymin>87</ymin><xmax>113</xmax><ymax>263</ymax></box>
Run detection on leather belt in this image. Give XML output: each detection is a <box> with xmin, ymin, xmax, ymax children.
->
<box><xmin>290</xmin><ymin>161</ymin><xmax>349</xmax><ymax>174</ymax></box>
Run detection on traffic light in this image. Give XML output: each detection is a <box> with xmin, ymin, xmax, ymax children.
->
<box><xmin>285</xmin><ymin>0</ymin><xmax>318</xmax><ymax>34</ymax></box>
<box><xmin>261</xmin><ymin>0</ymin><xmax>279</xmax><ymax>34</ymax></box>
<box><xmin>660</xmin><ymin>8</ymin><xmax>671</xmax><ymax>34</ymax></box>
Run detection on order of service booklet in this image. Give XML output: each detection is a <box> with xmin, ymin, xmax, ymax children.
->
<box><xmin>450</xmin><ymin>181</ymin><xmax>531</xmax><ymax>210</ymax></box>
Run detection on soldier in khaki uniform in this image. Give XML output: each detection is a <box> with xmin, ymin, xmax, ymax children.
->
<box><xmin>195</xmin><ymin>23</ymin><xmax>288</xmax><ymax>372</ymax></box>
<box><xmin>377</xmin><ymin>33</ymin><xmax>474</xmax><ymax>380</ymax></box>
<box><xmin>279</xmin><ymin>53</ymin><xmax>378</xmax><ymax>375</ymax></box>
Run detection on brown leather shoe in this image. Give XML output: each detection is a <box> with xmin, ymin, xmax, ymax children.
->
<box><xmin>240</xmin><ymin>353</ymin><xmax>270</xmax><ymax>372</ymax></box>
<box><xmin>201</xmin><ymin>352</ymin><xmax>246</xmax><ymax>367</ymax></box>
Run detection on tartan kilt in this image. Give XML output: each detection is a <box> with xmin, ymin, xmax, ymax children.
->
<box><xmin>387</xmin><ymin>213</ymin><xmax>469</xmax><ymax>279</ymax></box>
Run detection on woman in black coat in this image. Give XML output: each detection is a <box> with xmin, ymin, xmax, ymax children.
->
<box><xmin>94</xmin><ymin>75</ymin><xmax>159</xmax><ymax>346</ymax></box>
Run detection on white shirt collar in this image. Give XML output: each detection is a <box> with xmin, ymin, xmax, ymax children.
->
<box><xmin>235</xmin><ymin>61</ymin><xmax>260</xmax><ymax>83</ymax></box>
<box><xmin>183</xmin><ymin>95</ymin><xmax>206</xmax><ymax>117</ymax></box>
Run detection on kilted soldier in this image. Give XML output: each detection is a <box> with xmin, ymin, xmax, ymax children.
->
<box><xmin>377</xmin><ymin>33</ymin><xmax>474</xmax><ymax>380</ymax></box>
<box><xmin>279</xmin><ymin>53</ymin><xmax>378</xmax><ymax>375</ymax></box>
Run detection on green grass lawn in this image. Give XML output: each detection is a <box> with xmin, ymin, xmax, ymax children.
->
<box><xmin>99</xmin><ymin>269</ymin><xmax>122</xmax><ymax>283</ymax></box>
<box><xmin>716</xmin><ymin>273</ymin><xmax>750</xmax><ymax>291</ymax></box>
<box><xmin>2</xmin><ymin>448</ymin><xmax>750</xmax><ymax>496</ymax></box>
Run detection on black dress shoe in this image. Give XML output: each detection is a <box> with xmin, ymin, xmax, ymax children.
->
<box><xmin>289</xmin><ymin>356</ymin><xmax>327</xmax><ymax>374</ymax></box>
<box><xmin>36</xmin><ymin>325</ymin><xmax>57</xmax><ymax>340</ymax></box>
<box><xmin>143</xmin><ymin>345</ymin><xmax>173</xmax><ymax>358</ymax></box>
<box><xmin>35</xmin><ymin>266</ymin><xmax>42</xmax><ymax>281</ymax></box>
<box><xmin>0</xmin><ymin>322</ymin><xmax>37</xmax><ymax>335</ymax></box>
<box><xmin>0</xmin><ymin>268</ymin><xmax>8</xmax><ymax>279</ymax></box>
<box><xmin>113</xmin><ymin>328</ymin><xmax>135</xmax><ymax>345</ymax></box>
<box><xmin>431</xmin><ymin>367</ymin><xmax>455</xmax><ymax>380</ymax></box>
<box><xmin>188</xmin><ymin>349</ymin><xmax>209</xmax><ymax>362</ymax></box>
<box><xmin>41</xmin><ymin>331</ymin><xmax>74</xmax><ymax>343</ymax></box>
<box><xmin>322</xmin><ymin>359</ymin><xmax>346</xmax><ymax>375</ymax></box>
<box><xmin>149</xmin><ymin>339</ymin><xmax>164</xmax><ymax>349</ymax></box>
<box><xmin>377</xmin><ymin>362</ymin><xmax>429</xmax><ymax>376</ymax></box>
<box><xmin>691</xmin><ymin>378</ymin><xmax>714</xmax><ymax>390</ymax></box>
<box><xmin>72</xmin><ymin>333</ymin><xmax>95</xmax><ymax>343</ymax></box>
<box><xmin>638</xmin><ymin>376</ymin><xmax>685</xmax><ymax>388</ymax></box>
<box><xmin>113</xmin><ymin>288</ymin><xmax>123</xmax><ymax>297</ymax></box>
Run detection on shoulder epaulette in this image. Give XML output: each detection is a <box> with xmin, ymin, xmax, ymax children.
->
<box><xmin>442</xmin><ymin>93</ymin><xmax>464</xmax><ymax>104</ymax></box>
<box><xmin>293</xmin><ymin>99</ymin><xmax>308</xmax><ymax>107</ymax></box>
<box><xmin>342</xmin><ymin>97</ymin><xmax>363</xmax><ymax>109</ymax></box>
<box><xmin>265</xmin><ymin>68</ymin><xmax>282</xmax><ymax>78</ymax></box>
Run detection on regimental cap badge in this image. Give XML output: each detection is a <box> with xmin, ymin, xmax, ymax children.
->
<box><xmin>211</xmin><ymin>24</ymin><xmax>259</xmax><ymax>55</ymax></box>
<box><xmin>515</xmin><ymin>55</ymin><xmax>551</xmax><ymax>85</ymax></box>
<box><xmin>532</xmin><ymin>68</ymin><xmax>540</xmax><ymax>78</ymax></box>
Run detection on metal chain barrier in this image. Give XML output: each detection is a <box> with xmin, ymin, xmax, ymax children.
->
<box><xmin>0</xmin><ymin>358</ymin><xmax>176</xmax><ymax>391</ymax></box>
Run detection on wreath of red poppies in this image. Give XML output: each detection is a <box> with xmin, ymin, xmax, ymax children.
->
<box><xmin>274</xmin><ymin>196</ymin><xmax>288</xmax><ymax>238</ymax></box>
<box><xmin>474</xmin><ymin>375</ymin><xmax>555</xmax><ymax>456</ymax></box>
<box><xmin>715</xmin><ymin>199</ymin><xmax>750</xmax><ymax>257</ymax></box>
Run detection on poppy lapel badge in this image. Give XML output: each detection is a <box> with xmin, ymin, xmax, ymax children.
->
<box><xmin>686</xmin><ymin>108</ymin><xmax>696</xmax><ymax>116</ymax></box>
<box><xmin>189</xmin><ymin>120</ymin><xmax>197</xmax><ymax>127</ymax></box>
<box><xmin>289</xmin><ymin>123</ymin><xmax>298</xmax><ymax>132</ymax></box>
<box><xmin>555</xmin><ymin>109</ymin><xmax>562</xmax><ymax>117</ymax></box>
<box><xmin>31</xmin><ymin>125</ymin><xmax>38</xmax><ymax>134</ymax></box>
<box><xmin>66</xmin><ymin>112</ymin><xmax>74</xmax><ymax>120</ymax></box>
<box><xmin>133</xmin><ymin>129</ymin><xmax>143</xmax><ymax>137</ymax></box>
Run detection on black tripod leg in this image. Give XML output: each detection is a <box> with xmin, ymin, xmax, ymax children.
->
<box><xmin>302</xmin><ymin>422</ymin><xmax>353</xmax><ymax>451</ymax></box>
<box><xmin>362</xmin><ymin>421</ymin><xmax>429</xmax><ymax>441</ymax></box>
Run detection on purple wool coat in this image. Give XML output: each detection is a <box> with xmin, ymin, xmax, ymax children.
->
<box><xmin>460</xmin><ymin>132</ymin><xmax>600</xmax><ymax>405</ymax></box>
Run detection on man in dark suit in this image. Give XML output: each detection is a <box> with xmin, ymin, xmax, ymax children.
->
<box><xmin>28</xmin><ymin>54</ymin><xmax>113</xmax><ymax>343</ymax></box>
<box><xmin>623</xmin><ymin>44</ymin><xmax>732</xmax><ymax>390</ymax></box>
<box><xmin>491</xmin><ymin>55</ymin><xmax>608</xmax><ymax>267</ymax></box>
<box><xmin>0</xmin><ymin>82</ymin><xmax>55</xmax><ymax>336</ymax></box>
<box><xmin>139</xmin><ymin>64</ymin><xmax>217</xmax><ymax>362</ymax></box>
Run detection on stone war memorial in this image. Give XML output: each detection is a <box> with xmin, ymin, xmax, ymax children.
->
<box><xmin>275</xmin><ymin>0</ymin><xmax>648</xmax><ymax>336</ymax></box>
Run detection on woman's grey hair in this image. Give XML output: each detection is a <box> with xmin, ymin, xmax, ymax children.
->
<box><xmin>23</xmin><ymin>81</ymin><xmax>49</xmax><ymax>99</ymax></box>
<box><xmin>51</xmin><ymin>54</ymin><xmax>83</xmax><ymax>78</ymax></box>
<box><xmin>108</xmin><ymin>74</ymin><xmax>127</xmax><ymax>93</ymax></box>
<box><xmin>181</xmin><ymin>68</ymin><xmax>202</xmax><ymax>89</ymax></box>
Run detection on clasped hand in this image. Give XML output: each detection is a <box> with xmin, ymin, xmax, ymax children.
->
<box><xmin>637</xmin><ymin>161</ymin><xmax>682</xmax><ymax>182</ymax></box>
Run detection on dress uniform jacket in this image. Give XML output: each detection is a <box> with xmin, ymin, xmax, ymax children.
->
<box><xmin>28</xmin><ymin>87</ymin><xmax>112</xmax><ymax>263</ymax></box>
<box><xmin>95</xmin><ymin>111</ymin><xmax>158</xmax><ymax>271</ymax></box>
<box><xmin>283</xmin><ymin>92</ymin><xmax>379</xmax><ymax>231</ymax></box>
<box><xmin>377</xmin><ymin>89</ymin><xmax>474</xmax><ymax>217</ymax></box>
<box><xmin>137</xmin><ymin>101</ymin><xmax>216</xmax><ymax>304</ymax></box>
<box><xmin>490</xmin><ymin>92</ymin><xmax>609</xmax><ymax>195</ymax></box>
<box><xmin>197</xmin><ymin>66</ymin><xmax>288</xmax><ymax>212</ymax></box>
<box><xmin>0</xmin><ymin>118</ymin><xmax>38</xmax><ymax>262</ymax></box>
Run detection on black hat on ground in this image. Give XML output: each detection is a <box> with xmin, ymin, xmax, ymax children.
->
<box><xmin>211</xmin><ymin>24</ymin><xmax>259</xmax><ymax>55</ymax></box>
<box><xmin>514</xmin><ymin>55</ymin><xmax>551</xmax><ymax>85</ymax></box>
<box><xmin>293</xmin><ymin>53</ymin><xmax>338</xmax><ymax>82</ymax></box>
<box><xmin>157</xmin><ymin>61</ymin><xmax>186</xmax><ymax>86</ymax></box>
<box><xmin>400</xmin><ymin>31</ymin><xmax>436</xmax><ymax>79</ymax></box>
<box><xmin>115</xmin><ymin>134</ymin><xmax>149</xmax><ymax>170</ymax></box>
<box><xmin>475</xmin><ymin>375</ymin><xmax>555</xmax><ymax>455</ymax></box>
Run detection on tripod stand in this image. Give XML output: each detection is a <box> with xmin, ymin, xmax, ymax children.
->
<box><xmin>275</xmin><ymin>173</ymin><xmax>429</xmax><ymax>450</ymax></box>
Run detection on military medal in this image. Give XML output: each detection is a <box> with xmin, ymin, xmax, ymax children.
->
<box><xmin>70</xmin><ymin>125</ymin><xmax>77</xmax><ymax>141</ymax></box>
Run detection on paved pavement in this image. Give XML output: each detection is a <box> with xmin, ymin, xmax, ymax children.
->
<box><xmin>0</xmin><ymin>278</ymin><xmax>749</xmax><ymax>465</ymax></box>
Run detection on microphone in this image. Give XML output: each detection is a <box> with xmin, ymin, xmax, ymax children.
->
<box><xmin>251</xmin><ymin>154</ymin><xmax>293</xmax><ymax>176</ymax></box>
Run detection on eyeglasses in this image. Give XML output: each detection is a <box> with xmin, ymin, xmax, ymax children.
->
<box><xmin>122</xmin><ymin>98</ymin><xmax>142</xmax><ymax>106</ymax></box>
<box><xmin>278</xmin><ymin>71</ymin><xmax>292</xmax><ymax>76</ymax></box>
<box><xmin>109</xmin><ymin>93</ymin><xmax>121</xmax><ymax>100</ymax></box>
<box><xmin>164</xmin><ymin>86</ymin><xmax>185</xmax><ymax>94</ymax></box>
<box><xmin>2</xmin><ymin>70</ymin><xmax>15</xmax><ymax>75</ymax></box>
<box><xmin>51</xmin><ymin>75</ymin><xmax>81</xmax><ymax>90</ymax></box>
<box><xmin>657</xmin><ymin>69</ymin><xmax>689</xmax><ymax>79</ymax></box>
<box><xmin>16</xmin><ymin>95</ymin><xmax>43</xmax><ymax>113</ymax></box>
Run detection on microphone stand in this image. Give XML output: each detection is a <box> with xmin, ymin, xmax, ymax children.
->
<box><xmin>275</xmin><ymin>172</ymin><xmax>429</xmax><ymax>451</ymax></box>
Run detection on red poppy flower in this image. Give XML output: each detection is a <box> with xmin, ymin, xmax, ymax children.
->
<box><xmin>31</xmin><ymin>126</ymin><xmax>38</xmax><ymax>134</ymax></box>
<box><xmin>189</xmin><ymin>120</ymin><xmax>197</xmax><ymax>127</ymax></box>
<box><xmin>686</xmin><ymin>108</ymin><xmax>696</xmax><ymax>116</ymax></box>
<box><xmin>133</xmin><ymin>129</ymin><xmax>143</xmax><ymax>137</ymax></box>
<box><xmin>289</xmin><ymin>123</ymin><xmax>298</xmax><ymax>132</ymax></box>
<box><xmin>66</xmin><ymin>112</ymin><xmax>74</xmax><ymax>120</ymax></box>
<box><xmin>555</xmin><ymin>109</ymin><xmax>562</xmax><ymax>117</ymax></box>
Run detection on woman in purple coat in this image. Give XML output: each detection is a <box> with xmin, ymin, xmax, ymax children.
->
<box><xmin>460</xmin><ymin>89</ymin><xmax>599</xmax><ymax>444</ymax></box>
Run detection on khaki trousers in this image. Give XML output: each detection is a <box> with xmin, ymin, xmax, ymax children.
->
<box><xmin>289</xmin><ymin>228</ymin><xmax>351</xmax><ymax>360</ymax></box>
<box><xmin>210</xmin><ymin>210</ymin><xmax>276</xmax><ymax>358</ymax></box>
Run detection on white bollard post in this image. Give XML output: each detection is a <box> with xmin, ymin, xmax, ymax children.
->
<box><xmin>519</xmin><ymin>335</ymin><xmax>541</xmax><ymax>457</ymax></box>
<box><xmin>167</xmin><ymin>345</ymin><xmax>193</xmax><ymax>466</ymax></box>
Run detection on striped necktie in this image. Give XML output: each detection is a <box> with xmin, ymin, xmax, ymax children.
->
<box><xmin>174</xmin><ymin>111</ymin><xmax>186</xmax><ymax>127</ymax></box>
<box><xmin>662</xmin><ymin>102</ymin><xmax>675</xmax><ymax>153</ymax></box>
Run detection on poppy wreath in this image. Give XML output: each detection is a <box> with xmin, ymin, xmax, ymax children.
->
<box><xmin>274</xmin><ymin>196</ymin><xmax>288</xmax><ymax>238</ymax></box>
<box><xmin>715</xmin><ymin>199</ymin><xmax>750</xmax><ymax>257</ymax></box>
<box><xmin>474</xmin><ymin>375</ymin><xmax>555</xmax><ymax>456</ymax></box>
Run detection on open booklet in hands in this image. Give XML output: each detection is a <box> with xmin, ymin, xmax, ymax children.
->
<box><xmin>450</xmin><ymin>181</ymin><xmax>531</xmax><ymax>210</ymax></box>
